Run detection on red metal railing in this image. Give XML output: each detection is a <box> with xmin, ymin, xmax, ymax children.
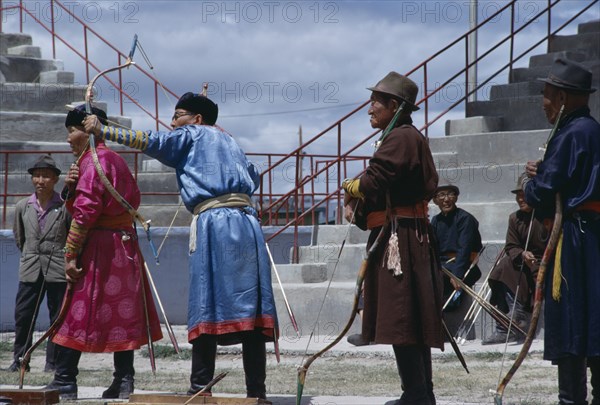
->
<box><xmin>1</xmin><ymin>0</ymin><xmax>597</xmax><ymax>250</ymax></box>
<box><xmin>254</xmin><ymin>0</ymin><xmax>597</xmax><ymax>254</ymax></box>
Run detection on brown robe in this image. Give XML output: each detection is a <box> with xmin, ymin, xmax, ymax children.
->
<box><xmin>489</xmin><ymin>210</ymin><xmax>548</xmax><ymax>309</ymax></box>
<box><xmin>358</xmin><ymin>121</ymin><xmax>444</xmax><ymax>349</ymax></box>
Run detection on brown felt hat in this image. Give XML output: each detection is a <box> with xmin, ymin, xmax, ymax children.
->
<box><xmin>367</xmin><ymin>71</ymin><xmax>420</xmax><ymax>111</ymax></box>
<box><xmin>511</xmin><ymin>174</ymin><xmax>528</xmax><ymax>194</ymax></box>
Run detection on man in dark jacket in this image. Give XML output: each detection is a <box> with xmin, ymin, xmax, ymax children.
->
<box><xmin>431</xmin><ymin>182</ymin><xmax>483</xmax><ymax>311</ymax></box>
<box><xmin>8</xmin><ymin>155</ymin><xmax>69</xmax><ymax>373</ymax></box>
<box><xmin>524</xmin><ymin>58</ymin><xmax>600</xmax><ymax>405</ymax></box>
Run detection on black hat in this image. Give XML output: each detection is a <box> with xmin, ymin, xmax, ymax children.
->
<box><xmin>175</xmin><ymin>92</ymin><xmax>219</xmax><ymax>125</ymax></box>
<box><xmin>435</xmin><ymin>180</ymin><xmax>460</xmax><ymax>196</ymax></box>
<box><xmin>538</xmin><ymin>58</ymin><xmax>596</xmax><ymax>94</ymax></box>
<box><xmin>367</xmin><ymin>71</ymin><xmax>420</xmax><ymax>111</ymax></box>
<box><xmin>65</xmin><ymin>104</ymin><xmax>108</xmax><ymax>128</ymax></box>
<box><xmin>28</xmin><ymin>155</ymin><xmax>61</xmax><ymax>176</ymax></box>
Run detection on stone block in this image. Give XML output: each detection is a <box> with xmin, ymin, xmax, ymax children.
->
<box><xmin>549</xmin><ymin>32</ymin><xmax>600</xmax><ymax>60</ymax></box>
<box><xmin>489</xmin><ymin>81</ymin><xmax>544</xmax><ymax>100</ymax></box>
<box><xmin>445</xmin><ymin>116</ymin><xmax>503</xmax><ymax>136</ymax></box>
<box><xmin>578</xmin><ymin>19</ymin><xmax>600</xmax><ymax>34</ymax></box>
<box><xmin>0</xmin><ymin>83</ymin><xmax>86</xmax><ymax>112</ymax></box>
<box><xmin>529</xmin><ymin>51</ymin><xmax>586</xmax><ymax>67</ymax></box>
<box><xmin>6</xmin><ymin>44</ymin><xmax>41</xmax><ymax>58</ymax></box>
<box><xmin>0</xmin><ymin>55</ymin><xmax>63</xmax><ymax>83</ymax></box>
<box><xmin>0</xmin><ymin>33</ymin><xmax>32</xmax><ymax>54</ymax></box>
<box><xmin>39</xmin><ymin>70</ymin><xmax>74</xmax><ymax>84</ymax></box>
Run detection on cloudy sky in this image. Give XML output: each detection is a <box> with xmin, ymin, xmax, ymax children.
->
<box><xmin>4</xmin><ymin>0</ymin><xmax>598</xmax><ymax>158</ymax></box>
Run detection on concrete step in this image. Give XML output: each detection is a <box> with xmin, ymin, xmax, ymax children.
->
<box><xmin>429</xmin><ymin>128</ymin><xmax>549</xmax><ymax>167</ymax></box>
<box><xmin>444</xmin><ymin>116</ymin><xmax>503</xmax><ymax>136</ymax></box>
<box><xmin>314</xmin><ymin>224</ymin><xmax>368</xmax><ymax>245</ymax></box>
<box><xmin>297</xmin><ymin>244</ymin><xmax>365</xmax><ymax>281</ymax></box>
<box><xmin>549</xmin><ymin>32</ymin><xmax>600</xmax><ymax>60</ymax></box>
<box><xmin>0</xmin><ymin>83</ymin><xmax>87</xmax><ymax>112</ymax></box>
<box><xmin>0</xmin><ymin>55</ymin><xmax>64</xmax><ymax>83</ymax></box>
<box><xmin>509</xmin><ymin>65</ymin><xmax>552</xmax><ymax>84</ymax></box>
<box><xmin>0</xmin><ymin>111</ymin><xmax>132</xmax><ymax>142</ymax></box>
<box><xmin>272</xmin><ymin>281</ymin><xmax>361</xmax><ymax>337</ymax></box>
<box><xmin>0</xmin><ymin>33</ymin><xmax>32</xmax><ymax>54</ymax></box>
<box><xmin>431</xmin><ymin>150</ymin><xmax>458</xmax><ymax>167</ymax></box>
<box><xmin>6</xmin><ymin>44</ymin><xmax>41</xmax><ymax>58</ymax></box>
<box><xmin>489</xmin><ymin>81</ymin><xmax>544</xmax><ymax>101</ymax></box>
<box><xmin>529</xmin><ymin>50</ymin><xmax>587</xmax><ymax>67</ymax></box>
<box><xmin>273</xmin><ymin>263</ymin><xmax>328</xmax><ymax>283</ymax></box>
<box><xmin>578</xmin><ymin>19</ymin><xmax>600</xmax><ymax>34</ymax></box>
<box><xmin>435</xmin><ymin>163</ymin><xmax>527</xmax><ymax>202</ymax></box>
<box><xmin>39</xmin><ymin>70</ymin><xmax>75</xmax><ymax>85</ymax></box>
<box><xmin>466</xmin><ymin>96</ymin><xmax>550</xmax><ymax>131</ymax></box>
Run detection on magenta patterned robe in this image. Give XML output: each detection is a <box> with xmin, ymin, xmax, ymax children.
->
<box><xmin>53</xmin><ymin>143</ymin><xmax>162</xmax><ymax>352</ymax></box>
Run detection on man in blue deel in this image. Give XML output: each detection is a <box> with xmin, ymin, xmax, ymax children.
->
<box><xmin>84</xmin><ymin>92</ymin><xmax>278</xmax><ymax>400</ymax></box>
<box><xmin>524</xmin><ymin>58</ymin><xmax>600</xmax><ymax>405</ymax></box>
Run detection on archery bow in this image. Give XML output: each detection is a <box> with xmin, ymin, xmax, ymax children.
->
<box><xmin>83</xmin><ymin>33</ymin><xmax>163</xmax><ymax>372</ymax></box>
<box><xmin>492</xmin><ymin>194</ymin><xmax>562</xmax><ymax>404</ymax></box>
<box><xmin>296</xmin><ymin>223</ymin><xmax>387</xmax><ymax>405</ymax></box>
<box><xmin>492</xmin><ymin>105</ymin><xmax>566</xmax><ymax>404</ymax></box>
<box><xmin>19</xmin><ymin>283</ymin><xmax>73</xmax><ymax>388</ymax></box>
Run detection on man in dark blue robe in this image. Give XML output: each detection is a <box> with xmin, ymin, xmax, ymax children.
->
<box><xmin>524</xmin><ymin>58</ymin><xmax>600</xmax><ymax>405</ymax></box>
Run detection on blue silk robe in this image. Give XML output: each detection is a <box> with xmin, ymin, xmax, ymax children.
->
<box><xmin>103</xmin><ymin>124</ymin><xmax>278</xmax><ymax>344</ymax></box>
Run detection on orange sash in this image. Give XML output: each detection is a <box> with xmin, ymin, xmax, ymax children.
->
<box><xmin>366</xmin><ymin>201</ymin><xmax>428</xmax><ymax>230</ymax></box>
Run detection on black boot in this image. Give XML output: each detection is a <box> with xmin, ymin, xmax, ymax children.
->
<box><xmin>44</xmin><ymin>345</ymin><xmax>81</xmax><ymax>400</ymax></box>
<box><xmin>44</xmin><ymin>339</ymin><xmax>57</xmax><ymax>373</ymax></box>
<box><xmin>188</xmin><ymin>335</ymin><xmax>217</xmax><ymax>396</ymax></box>
<box><xmin>102</xmin><ymin>350</ymin><xmax>135</xmax><ymax>399</ymax></box>
<box><xmin>557</xmin><ymin>356</ymin><xmax>588</xmax><ymax>405</ymax></box>
<box><xmin>589</xmin><ymin>356</ymin><xmax>600</xmax><ymax>405</ymax></box>
<box><xmin>242</xmin><ymin>330</ymin><xmax>267</xmax><ymax>399</ymax></box>
<box><xmin>392</xmin><ymin>345</ymin><xmax>434</xmax><ymax>405</ymax></box>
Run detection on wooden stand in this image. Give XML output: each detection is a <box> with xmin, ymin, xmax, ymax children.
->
<box><xmin>0</xmin><ymin>389</ymin><xmax>59</xmax><ymax>405</ymax></box>
<box><xmin>128</xmin><ymin>393</ymin><xmax>271</xmax><ymax>405</ymax></box>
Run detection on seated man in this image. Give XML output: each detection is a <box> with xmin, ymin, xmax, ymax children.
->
<box><xmin>431</xmin><ymin>181</ymin><xmax>483</xmax><ymax>315</ymax></box>
<box><xmin>482</xmin><ymin>175</ymin><xmax>547</xmax><ymax>345</ymax></box>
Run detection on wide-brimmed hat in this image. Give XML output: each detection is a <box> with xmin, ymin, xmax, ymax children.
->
<box><xmin>435</xmin><ymin>180</ymin><xmax>459</xmax><ymax>196</ymax></box>
<box><xmin>511</xmin><ymin>174</ymin><xmax>528</xmax><ymax>194</ymax></box>
<box><xmin>538</xmin><ymin>58</ymin><xmax>596</xmax><ymax>94</ymax></box>
<box><xmin>28</xmin><ymin>155</ymin><xmax>61</xmax><ymax>176</ymax></box>
<box><xmin>367</xmin><ymin>71</ymin><xmax>420</xmax><ymax>111</ymax></box>
<box><xmin>175</xmin><ymin>92</ymin><xmax>219</xmax><ymax>125</ymax></box>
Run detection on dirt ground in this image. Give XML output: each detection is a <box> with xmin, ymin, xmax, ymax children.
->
<box><xmin>0</xmin><ymin>328</ymin><xmax>595</xmax><ymax>405</ymax></box>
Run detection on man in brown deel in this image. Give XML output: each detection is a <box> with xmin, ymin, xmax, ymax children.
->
<box><xmin>482</xmin><ymin>175</ymin><xmax>547</xmax><ymax>345</ymax></box>
<box><xmin>343</xmin><ymin>71</ymin><xmax>443</xmax><ymax>405</ymax></box>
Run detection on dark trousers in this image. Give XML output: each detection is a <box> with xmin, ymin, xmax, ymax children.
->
<box><xmin>191</xmin><ymin>331</ymin><xmax>266</xmax><ymax>397</ymax></box>
<box><xmin>53</xmin><ymin>344</ymin><xmax>82</xmax><ymax>384</ymax></box>
<box><xmin>393</xmin><ymin>345</ymin><xmax>435</xmax><ymax>405</ymax></box>
<box><xmin>52</xmin><ymin>346</ymin><xmax>134</xmax><ymax>384</ymax></box>
<box><xmin>555</xmin><ymin>355</ymin><xmax>600</xmax><ymax>405</ymax></box>
<box><xmin>13</xmin><ymin>274</ymin><xmax>67</xmax><ymax>366</ymax></box>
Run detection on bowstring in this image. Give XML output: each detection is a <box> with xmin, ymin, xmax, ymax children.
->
<box><xmin>299</xmin><ymin>197</ymin><xmax>357</xmax><ymax>365</ymax></box>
